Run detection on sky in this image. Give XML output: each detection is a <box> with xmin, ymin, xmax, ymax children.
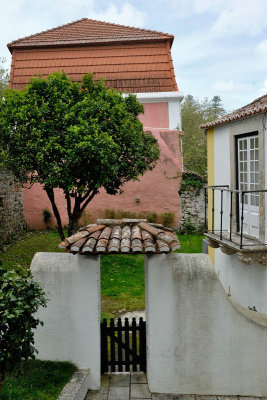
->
<box><xmin>1</xmin><ymin>0</ymin><xmax>267</xmax><ymax>112</ymax></box>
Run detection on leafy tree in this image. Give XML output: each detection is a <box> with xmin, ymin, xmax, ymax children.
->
<box><xmin>0</xmin><ymin>57</ymin><xmax>9</xmax><ymax>96</ymax></box>
<box><xmin>181</xmin><ymin>94</ymin><xmax>225</xmax><ymax>176</ymax></box>
<box><xmin>0</xmin><ymin>266</ymin><xmax>47</xmax><ymax>391</ymax></box>
<box><xmin>0</xmin><ymin>72</ymin><xmax>159</xmax><ymax>239</ymax></box>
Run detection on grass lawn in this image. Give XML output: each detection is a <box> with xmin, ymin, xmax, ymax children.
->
<box><xmin>0</xmin><ymin>360</ymin><xmax>76</xmax><ymax>400</ymax></box>
<box><xmin>0</xmin><ymin>230</ymin><xmax>204</xmax><ymax>319</ymax></box>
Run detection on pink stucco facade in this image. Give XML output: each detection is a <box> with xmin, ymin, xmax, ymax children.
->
<box><xmin>23</xmin><ymin>101</ymin><xmax>183</xmax><ymax>228</ymax></box>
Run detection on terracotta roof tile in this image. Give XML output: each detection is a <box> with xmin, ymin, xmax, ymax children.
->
<box><xmin>59</xmin><ymin>219</ymin><xmax>180</xmax><ymax>254</ymax></box>
<box><xmin>200</xmin><ymin>95</ymin><xmax>267</xmax><ymax>129</ymax></box>
<box><xmin>8</xmin><ymin>18</ymin><xmax>174</xmax><ymax>50</ymax></box>
<box><xmin>8</xmin><ymin>20</ymin><xmax>178</xmax><ymax>93</ymax></box>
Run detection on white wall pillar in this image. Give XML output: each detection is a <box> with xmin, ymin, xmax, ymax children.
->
<box><xmin>31</xmin><ymin>252</ymin><xmax>101</xmax><ymax>390</ymax></box>
<box><xmin>145</xmin><ymin>253</ymin><xmax>267</xmax><ymax>396</ymax></box>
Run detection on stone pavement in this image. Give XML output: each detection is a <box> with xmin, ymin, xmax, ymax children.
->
<box><xmin>85</xmin><ymin>372</ymin><xmax>151</xmax><ymax>399</ymax></box>
<box><xmin>85</xmin><ymin>374</ymin><xmax>267</xmax><ymax>400</ymax></box>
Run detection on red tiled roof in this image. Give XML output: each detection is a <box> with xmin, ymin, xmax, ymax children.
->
<box><xmin>200</xmin><ymin>95</ymin><xmax>267</xmax><ymax>129</ymax></box>
<box><xmin>8</xmin><ymin>18</ymin><xmax>174</xmax><ymax>50</ymax></box>
<box><xmin>59</xmin><ymin>219</ymin><xmax>180</xmax><ymax>254</ymax></box>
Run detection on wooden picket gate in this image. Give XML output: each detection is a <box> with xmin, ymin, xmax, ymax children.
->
<box><xmin>101</xmin><ymin>317</ymin><xmax>146</xmax><ymax>373</ymax></box>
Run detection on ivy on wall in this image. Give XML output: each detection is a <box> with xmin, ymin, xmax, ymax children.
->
<box><xmin>179</xmin><ymin>171</ymin><xmax>206</xmax><ymax>196</ymax></box>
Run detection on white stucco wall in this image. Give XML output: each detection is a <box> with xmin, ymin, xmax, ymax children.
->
<box><xmin>215</xmin><ymin>249</ymin><xmax>267</xmax><ymax>312</ymax></box>
<box><xmin>145</xmin><ymin>253</ymin><xmax>267</xmax><ymax>396</ymax></box>
<box><xmin>31</xmin><ymin>252</ymin><xmax>101</xmax><ymax>390</ymax></box>
<box><xmin>212</xmin><ymin>114</ymin><xmax>267</xmax><ymax>313</ymax></box>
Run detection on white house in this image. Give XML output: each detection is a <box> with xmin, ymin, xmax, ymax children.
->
<box><xmin>201</xmin><ymin>95</ymin><xmax>267</xmax><ymax>313</ymax></box>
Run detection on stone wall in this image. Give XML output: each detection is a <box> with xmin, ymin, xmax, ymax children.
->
<box><xmin>179</xmin><ymin>185</ymin><xmax>205</xmax><ymax>231</ymax></box>
<box><xmin>0</xmin><ymin>169</ymin><xmax>25</xmax><ymax>246</ymax></box>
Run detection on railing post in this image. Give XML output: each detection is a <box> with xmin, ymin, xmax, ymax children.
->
<box><xmin>212</xmin><ymin>189</ymin><xmax>215</xmax><ymax>234</ymax></box>
<box><xmin>240</xmin><ymin>192</ymin><xmax>244</xmax><ymax>249</ymax></box>
<box><xmin>125</xmin><ymin>318</ymin><xmax>130</xmax><ymax>372</ymax></box>
<box><xmin>204</xmin><ymin>187</ymin><xmax>207</xmax><ymax>231</ymax></box>
<box><xmin>101</xmin><ymin>318</ymin><xmax>108</xmax><ymax>374</ymax></box>
<box><xmin>117</xmin><ymin>318</ymin><xmax>123</xmax><ymax>372</ymax></box>
<box><xmin>139</xmin><ymin>317</ymin><xmax>146</xmax><ymax>373</ymax></box>
<box><xmin>220</xmin><ymin>190</ymin><xmax>223</xmax><ymax>240</ymax></box>
<box><xmin>110</xmin><ymin>318</ymin><xmax>116</xmax><ymax>372</ymax></box>
<box><xmin>230</xmin><ymin>191</ymin><xmax>233</xmax><ymax>241</ymax></box>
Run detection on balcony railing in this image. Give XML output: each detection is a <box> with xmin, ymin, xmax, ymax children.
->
<box><xmin>204</xmin><ymin>185</ymin><xmax>267</xmax><ymax>250</ymax></box>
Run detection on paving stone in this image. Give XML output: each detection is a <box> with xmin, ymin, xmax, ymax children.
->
<box><xmin>217</xmin><ymin>397</ymin><xmax>238</xmax><ymax>400</ymax></box>
<box><xmin>173</xmin><ymin>396</ymin><xmax>195</xmax><ymax>400</ymax></box>
<box><xmin>86</xmin><ymin>390</ymin><xmax>108</xmax><ymax>399</ymax></box>
<box><xmin>131</xmin><ymin>383</ymin><xmax>151</xmax><ymax>398</ymax></box>
<box><xmin>101</xmin><ymin>374</ymin><xmax>110</xmax><ymax>389</ymax></box>
<box><xmin>110</xmin><ymin>373</ymin><xmax>130</xmax><ymax>387</ymax></box>
<box><xmin>152</xmin><ymin>394</ymin><xmax>173</xmax><ymax>400</ymax></box>
<box><xmin>131</xmin><ymin>373</ymin><xmax>148</xmax><ymax>384</ymax></box>
<box><xmin>108</xmin><ymin>386</ymin><xmax>130</xmax><ymax>400</ymax></box>
<box><xmin>196</xmin><ymin>397</ymin><xmax>217</xmax><ymax>400</ymax></box>
<box><xmin>241</xmin><ymin>398</ymin><xmax>260</xmax><ymax>400</ymax></box>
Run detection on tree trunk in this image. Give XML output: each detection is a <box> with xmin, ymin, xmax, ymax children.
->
<box><xmin>45</xmin><ymin>188</ymin><xmax>65</xmax><ymax>240</ymax></box>
<box><xmin>67</xmin><ymin>190</ymin><xmax>97</xmax><ymax>237</ymax></box>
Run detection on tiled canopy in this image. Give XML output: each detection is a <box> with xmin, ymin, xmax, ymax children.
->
<box><xmin>59</xmin><ymin>219</ymin><xmax>180</xmax><ymax>255</ymax></box>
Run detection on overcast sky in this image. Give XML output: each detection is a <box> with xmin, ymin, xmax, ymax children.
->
<box><xmin>1</xmin><ymin>0</ymin><xmax>267</xmax><ymax>111</ymax></box>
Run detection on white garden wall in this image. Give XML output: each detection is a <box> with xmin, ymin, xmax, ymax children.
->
<box><xmin>212</xmin><ymin>115</ymin><xmax>267</xmax><ymax>313</ymax></box>
<box><xmin>145</xmin><ymin>253</ymin><xmax>267</xmax><ymax>396</ymax></box>
<box><xmin>31</xmin><ymin>252</ymin><xmax>101</xmax><ymax>390</ymax></box>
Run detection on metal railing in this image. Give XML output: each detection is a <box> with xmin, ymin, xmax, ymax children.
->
<box><xmin>204</xmin><ymin>185</ymin><xmax>267</xmax><ymax>249</ymax></box>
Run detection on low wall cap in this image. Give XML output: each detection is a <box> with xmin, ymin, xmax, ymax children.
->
<box><xmin>59</xmin><ymin>219</ymin><xmax>180</xmax><ymax>255</ymax></box>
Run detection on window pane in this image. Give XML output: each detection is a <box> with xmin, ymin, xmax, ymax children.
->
<box><xmin>239</xmin><ymin>141</ymin><xmax>243</xmax><ymax>150</ymax></box>
<box><xmin>255</xmin><ymin>150</ymin><xmax>259</xmax><ymax>160</ymax></box>
<box><xmin>255</xmin><ymin>137</ymin><xmax>258</xmax><ymax>147</ymax></box>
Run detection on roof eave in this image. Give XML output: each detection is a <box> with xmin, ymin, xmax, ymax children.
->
<box><xmin>200</xmin><ymin>108</ymin><xmax>267</xmax><ymax>130</ymax></box>
<box><xmin>7</xmin><ymin>36</ymin><xmax>174</xmax><ymax>53</ymax></box>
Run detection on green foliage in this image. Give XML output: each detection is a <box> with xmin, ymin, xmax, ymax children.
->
<box><xmin>0</xmin><ymin>72</ymin><xmax>159</xmax><ymax>239</ymax></box>
<box><xmin>0</xmin><ymin>266</ymin><xmax>47</xmax><ymax>389</ymax></box>
<box><xmin>181</xmin><ymin>94</ymin><xmax>225</xmax><ymax>176</ymax></box>
<box><xmin>178</xmin><ymin>216</ymin><xmax>198</xmax><ymax>235</ymax></box>
<box><xmin>179</xmin><ymin>171</ymin><xmax>205</xmax><ymax>195</ymax></box>
<box><xmin>161</xmin><ymin>212</ymin><xmax>175</xmax><ymax>227</ymax></box>
<box><xmin>0</xmin><ymin>359</ymin><xmax>77</xmax><ymax>400</ymax></box>
<box><xmin>42</xmin><ymin>208</ymin><xmax>52</xmax><ymax>225</ymax></box>
<box><xmin>0</xmin><ymin>58</ymin><xmax>9</xmax><ymax>96</ymax></box>
<box><xmin>103</xmin><ymin>209</ymin><xmax>175</xmax><ymax>227</ymax></box>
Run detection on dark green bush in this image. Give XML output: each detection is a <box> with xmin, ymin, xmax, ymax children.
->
<box><xmin>0</xmin><ymin>266</ymin><xmax>47</xmax><ymax>391</ymax></box>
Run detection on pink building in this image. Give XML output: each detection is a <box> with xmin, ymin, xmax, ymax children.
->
<box><xmin>7</xmin><ymin>18</ymin><xmax>184</xmax><ymax>228</ymax></box>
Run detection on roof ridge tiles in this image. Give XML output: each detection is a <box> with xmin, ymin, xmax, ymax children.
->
<box><xmin>200</xmin><ymin>94</ymin><xmax>267</xmax><ymax>129</ymax></box>
<box><xmin>59</xmin><ymin>219</ymin><xmax>180</xmax><ymax>254</ymax></box>
<box><xmin>8</xmin><ymin>18</ymin><xmax>88</xmax><ymax>48</ymax></box>
<box><xmin>8</xmin><ymin>18</ymin><xmax>174</xmax><ymax>50</ymax></box>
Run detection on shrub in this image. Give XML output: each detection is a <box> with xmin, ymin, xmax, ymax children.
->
<box><xmin>0</xmin><ymin>266</ymin><xmax>47</xmax><ymax>391</ymax></box>
<box><xmin>161</xmin><ymin>212</ymin><xmax>175</xmax><ymax>227</ymax></box>
<box><xmin>79</xmin><ymin>211</ymin><xmax>91</xmax><ymax>227</ymax></box>
<box><xmin>42</xmin><ymin>208</ymin><xmax>52</xmax><ymax>225</ymax></box>
<box><xmin>179</xmin><ymin>216</ymin><xmax>198</xmax><ymax>235</ymax></box>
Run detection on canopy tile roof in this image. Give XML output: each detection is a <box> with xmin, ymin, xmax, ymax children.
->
<box><xmin>59</xmin><ymin>219</ymin><xmax>180</xmax><ymax>255</ymax></box>
<box><xmin>8</xmin><ymin>18</ymin><xmax>174</xmax><ymax>50</ymax></box>
<box><xmin>200</xmin><ymin>95</ymin><xmax>267</xmax><ymax>129</ymax></box>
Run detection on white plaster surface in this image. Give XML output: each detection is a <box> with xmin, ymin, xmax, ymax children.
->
<box><xmin>145</xmin><ymin>253</ymin><xmax>267</xmax><ymax>396</ymax></box>
<box><xmin>215</xmin><ymin>249</ymin><xmax>267</xmax><ymax>313</ymax></box>
<box><xmin>211</xmin><ymin>115</ymin><xmax>267</xmax><ymax>313</ymax></box>
<box><xmin>31</xmin><ymin>252</ymin><xmax>101</xmax><ymax>390</ymax></box>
